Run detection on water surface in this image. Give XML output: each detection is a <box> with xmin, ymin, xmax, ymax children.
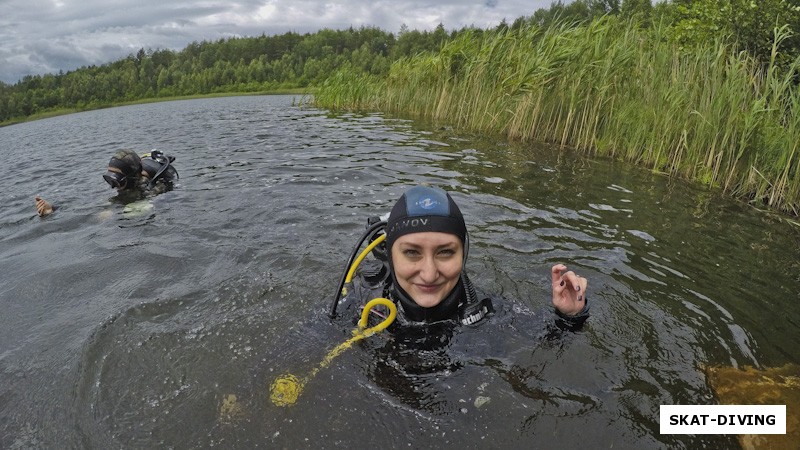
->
<box><xmin>1</xmin><ymin>95</ymin><xmax>798</xmax><ymax>448</ymax></box>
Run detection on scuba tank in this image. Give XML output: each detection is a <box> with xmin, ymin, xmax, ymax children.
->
<box><xmin>141</xmin><ymin>150</ymin><xmax>179</xmax><ymax>189</ymax></box>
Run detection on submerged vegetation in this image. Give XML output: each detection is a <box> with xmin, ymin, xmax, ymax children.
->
<box><xmin>316</xmin><ymin>11</ymin><xmax>800</xmax><ymax>216</ymax></box>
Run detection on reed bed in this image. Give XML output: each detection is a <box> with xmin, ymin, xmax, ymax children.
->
<box><xmin>315</xmin><ymin>17</ymin><xmax>800</xmax><ymax>216</ymax></box>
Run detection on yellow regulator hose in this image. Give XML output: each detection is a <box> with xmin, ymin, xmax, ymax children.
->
<box><xmin>341</xmin><ymin>233</ymin><xmax>386</xmax><ymax>297</ymax></box>
<box><xmin>269</xmin><ymin>298</ymin><xmax>397</xmax><ymax>407</ymax></box>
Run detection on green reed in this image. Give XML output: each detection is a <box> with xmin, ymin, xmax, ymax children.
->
<box><xmin>315</xmin><ymin>17</ymin><xmax>800</xmax><ymax>215</ymax></box>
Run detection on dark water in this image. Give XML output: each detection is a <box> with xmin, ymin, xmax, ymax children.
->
<box><xmin>1</xmin><ymin>95</ymin><xmax>798</xmax><ymax>448</ymax></box>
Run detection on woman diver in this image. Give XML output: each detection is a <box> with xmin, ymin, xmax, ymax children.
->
<box><xmin>35</xmin><ymin>149</ymin><xmax>179</xmax><ymax>216</ymax></box>
<box><xmin>263</xmin><ymin>184</ymin><xmax>592</xmax><ymax>412</ymax></box>
<box><xmin>332</xmin><ymin>185</ymin><xmax>589</xmax><ymax>331</ymax></box>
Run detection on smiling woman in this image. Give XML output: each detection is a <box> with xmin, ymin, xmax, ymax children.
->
<box><xmin>392</xmin><ymin>231</ymin><xmax>464</xmax><ymax>308</ymax></box>
<box><xmin>336</xmin><ymin>184</ymin><xmax>590</xmax><ymax>326</ymax></box>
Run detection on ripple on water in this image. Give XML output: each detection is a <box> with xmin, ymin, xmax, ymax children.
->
<box><xmin>0</xmin><ymin>96</ymin><xmax>796</xmax><ymax>449</ymax></box>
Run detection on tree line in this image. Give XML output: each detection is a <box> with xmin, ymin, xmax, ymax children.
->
<box><xmin>2</xmin><ymin>0</ymin><xmax>799</xmax><ymax>125</ymax></box>
<box><xmin>0</xmin><ymin>25</ymin><xmax>451</xmax><ymax>123</ymax></box>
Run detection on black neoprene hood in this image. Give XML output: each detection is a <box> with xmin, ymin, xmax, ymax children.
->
<box><xmin>385</xmin><ymin>185</ymin><xmax>467</xmax><ymax>250</ymax></box>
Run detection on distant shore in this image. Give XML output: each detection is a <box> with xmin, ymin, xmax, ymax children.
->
<box><xmin>0</xmin><ymin>88</ymin><xmax>314</xmax><ymax>128</ymax></box>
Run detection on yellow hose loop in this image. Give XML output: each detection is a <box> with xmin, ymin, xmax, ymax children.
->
<box><xmin>270</xmin><ymin>297</ymin><xmax>396</xmax><ymax>407</ymax></box>
<box><xmin>357</xmin><ymin>297</ymin><xmax>397</xmax><ymax>335</ymax></box>
<box><xmin>344</xmin><ymin>233</ymin><xmax>386</xmax><ymax>285</ymax></box>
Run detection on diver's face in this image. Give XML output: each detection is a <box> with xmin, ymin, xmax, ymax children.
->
<box><xmin>104</xmin><ymin>166</ymin><xmax>143</xmax><ymax>191</ymax></box>
<box><xmin>103</xmin><ymin>167</ymin><xmax>126</xmax><ymax>190</ymax></box>
<box><xmin>391</xmin><ymin>232</ymin><xmax>463</xmax><ymax>308</ymax></box>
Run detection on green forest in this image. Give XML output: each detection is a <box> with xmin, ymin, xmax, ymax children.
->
<box><xmin>0</xmin><ymin>24</ymin><xmax>449</xmax><ymax>123</ymax></box>
<box><xmin>6</xmin><ymin>0</ymin><xmax>798</xmax><ymax>124</ymax></box>
<box><xmin>3</xmin><ymin>0</ymin><xmax>800</xmax><ymax>215</ymax></box>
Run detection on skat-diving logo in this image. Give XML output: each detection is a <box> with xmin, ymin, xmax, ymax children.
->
<box><xmin>416</xmin><ymin>197</ymin><xmax>440</xmax><ymax>210</ymax></box>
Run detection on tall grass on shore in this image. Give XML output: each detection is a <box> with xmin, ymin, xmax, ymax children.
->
<box><xmin>315</xmin><ymin>17</ymin><xmax>800</xmax><ymax>216</ymax></box>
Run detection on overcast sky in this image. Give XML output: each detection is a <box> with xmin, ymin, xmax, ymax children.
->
<box><xmin>0</xmin><ymin>0</ymin><xmax>557</xmax><ymax>85</ymax></box>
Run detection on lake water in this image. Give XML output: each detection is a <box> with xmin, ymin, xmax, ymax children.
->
<box><xmin>1</xmin><ymin>95</ymin><xmax>798</xmax><ymax>448</ymax></box>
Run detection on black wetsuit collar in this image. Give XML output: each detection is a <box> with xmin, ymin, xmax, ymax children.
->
<box><xmin>390</xmin><ymin>275</ymin><xmax>464</xmax><ymax>323</ymax></box>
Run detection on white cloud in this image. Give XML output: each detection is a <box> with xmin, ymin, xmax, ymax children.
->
<box><xmin>0</xmin><ymin>0</ymin><xmax>554</xmax><ymax>84</ymax></box>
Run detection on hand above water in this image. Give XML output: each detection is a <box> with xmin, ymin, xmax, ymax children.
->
<box><xmin>35</xmin><ymin>196</ymin><xmax>54</xmax><ymax>216</ymax></box>
<box><xmin>551</xmin><ymin>264</ymin><xmax>588</xmax><ymax>316</ymax></box>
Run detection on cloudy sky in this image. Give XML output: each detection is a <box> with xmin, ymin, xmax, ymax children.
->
<box><xmin>0</xmin><ymin>0</ymin><xmax>556</xmax><ymax>85</ymax></box>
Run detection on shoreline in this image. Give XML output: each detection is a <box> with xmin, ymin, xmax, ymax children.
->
<box><xmin>0</xmin><ymin>88</ymin><xmax>315</xmax><ymax>127</ymax></box>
